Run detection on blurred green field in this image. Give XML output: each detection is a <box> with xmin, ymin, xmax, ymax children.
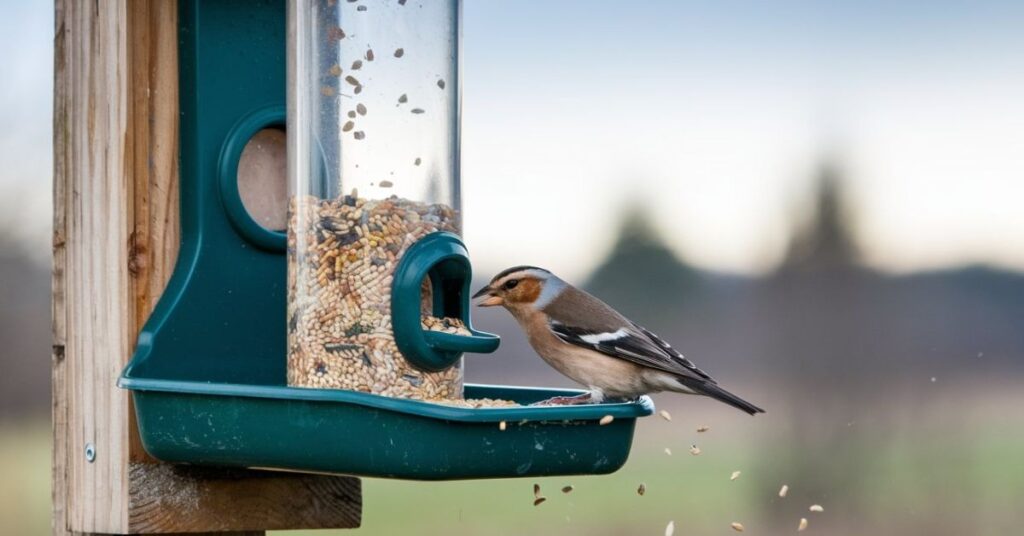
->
<box><xmin>9</xmin><ymin>392</ymin><xmax>1024</xmax><ymax>536</ymax></box>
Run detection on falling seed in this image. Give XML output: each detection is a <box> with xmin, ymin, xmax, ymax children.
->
<box><xmin>664</xmin><ymin>447</ymin><xmax>672</xmax><ymax>456</ymax></box>
<box><xmin>356</xmin><ymin>103</ymin><xmax>367</xmax><ymax>116</ymax></box>
<box><xmin>437</xmin><ymin>79</ymin><xmax>446</xmax><ymax>89</ymax></box>
<box><xmin>533</xmin><ymin>497</ymin><xmax>546</xmax><ymax>506</ymax></box>
<box><xmin>809</xmin><ymin>504</ymin><xmax>824</xmax><ymax>513</ymax></box>
<box><xmin>637</xmin><ymin>483</ymin><xmax>646</xmax><ymax>496</ymax></box>
<box><xmin>351</xmin><ymin>60</ymin><xmax>363</xmax><ymax>70</ymax></box>
<box><xmin>365</xmin><ymin>49</ymin><xmax>375</xmax><ymax>61</ymax></box>
<box><xmin>697</xmin><ymin>425</ymin><xmax>710</xmax><ymax>433</ymax></box>
<box><xmin>689</xmin><ymin>445</ymin><xmax>701</xmax><ymax>456</ymax></box>
<box><xmin>398</xmin><ymin>94</ymin><xmax>408</xmax><ymax>104</ymax></box>
<box><xmin>731</xmin><ymin>522</ymin><xmax>745</xmax><ymax>532</ymax></box>
<box><xmin>658</xmin><ymin>410</ymin><xmax>672</xmax><ymax>421</ymax></box>
<box><xmin>665</xmin><ymin>520</ymin><xmax>675</xmax><ymax>536</ymax></box>
<box><xmin>342</xmin><ymin>121</ymin><xmax>354</xmax><ymax>132</ymax></box>
<box><xmin>533</xmin><ymin>483</ymin><xmax>541</xmax><ymax>498</ymax></box>
<box><xmin>329</xmin><ymin>64</ymin><xmax>342</xmax><ymax>76</ymax></box>
<box><xmin>321</xmin><ymin>86</ymin><xmax>335</xmax><ymax>96</ymax></box>
<box><xmin>344</xmin><ymin>75</ymin><xmax>360</xmax><ymax>87</ymax></box>
<box><xmin>798</xmin><ymin>518</ymin><xmax>808</xmax><ymax>531</ymax></box>
<box><xmin>730</xmin><ymin>471</ymin><xmax>741</xmax><ymax>481</ymax></box>
<box><xmin>394</xmin><ymin>48</ymin><xmax>404</xmax><ymax>58</ymax></box>
<box><xmin>327</xmin><ymin>26</ymin><xmax>346</xmax><ymax>41</ymax></box>
<box><xmin>347</xmin><ymin>111</ymin><xmax>356</xmax><ymax>118</ymax></box>
<box><xmin>779</xmin><ymin>484</ymin><xmax>789</xmax><ymax>498</ymax></box>
<box><xmin>414</xmin><ymin>157</ymin><xmax>421</xmax><ymax>166</ymax></box>
<box><xmin>353</xmin><ymin>131</ymin><xmax>365</xmax><ymax>140</ymax></box>
<box><xmin>379</xmin><ymin>180</ymin><xmax>393</xmax><ymax>188</ymax></box>
<box><xmin>499</xmin><ymin>420</ymin><xmax>507</xmax><ymax>431</ymax></box>
<box><xmin>561</xmin><ymin>485</ymin><xmax>573</xmax><ymax>494</ymax></box>
<box><xmin>599</xmin><ymin>415</ymin><xmax>614</xmax><ymax>426</ymax></box>
<box><xmin>410</xmin><ymin>108</ymin><xmax>425</xmax><ymax>114</ymax></box>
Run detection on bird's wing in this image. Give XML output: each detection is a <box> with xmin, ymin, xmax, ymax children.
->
<box><xmin>542</xmin><ymin>288</ymin><xmax>714</xmax><ymax>382</ymax></box>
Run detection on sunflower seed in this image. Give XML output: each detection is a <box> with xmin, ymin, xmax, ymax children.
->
<box><xmin>344</xmin><ymin>75</ymin><xmax>360</xmax><ymax>87</ymax></box>
<box><xmin>351</xmin><ymin>60</ymin><xmax>362</xmax><ymax>70</ymax></box>
<box><xmin>342</xmin><ymin>121</ymin><xmax>354</xmax><ymax>132</ymax></box>
<box><xmin>798</xmin><ymin>518</ymin><xmax>808</xmax><ymax>531</ymax></box>
<box><xmin>561</xmin><ymin>485</ymin><xmax>573</xmax><ymax>494</ymax></box>
<box><xmin>533</xmin><ymin>497</ymin><xmax>546</xmax><ymax>506</ymax></box>
<box><xmin>355</xmin><ymin>103</ymin><xmax>367</xmax><ymax>116</ymax></box>
<box><xmin>665</xmin><ymin>521</ymin><xmax>675</xmax><ymax>536</ymax></box>
<box><xmin>731</xmin><ymin>522</ymin><xmax>745</xmax><ymax>532</ymax></box>
<box><xmin>730</xmin><ymin>471</ymin><xmax>741</xmax><ymax>481</ymax></box>
<box><xmin>658</xmin><ymin>410</ymin><xmax>672</xmax><ymax>421</ymax></box>
<box><xmin>779</xmin><ymin>484</ymin><xmax>789</xmax><ymax>497</ymax></box>
<box><xmin>809</xmin><ymin>504</ymin><xmax>823</xmax><ymax>512</ymax></box>
<box><xmin>599</xmin><ymin>415</ymin><xmax>614</xmax><ymax>425</ymax></box>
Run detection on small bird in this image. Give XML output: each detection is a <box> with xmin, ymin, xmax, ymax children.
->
<box><xmin>473</xmin><ymin>266</ymin><xmax>764</xmax><ymax>415</ymax></box>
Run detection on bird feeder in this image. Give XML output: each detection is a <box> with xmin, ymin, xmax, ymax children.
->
<box><xmin>119</xmin><ymin>0</ymin><xmax>652</xmax><ymax>480</ymax></box>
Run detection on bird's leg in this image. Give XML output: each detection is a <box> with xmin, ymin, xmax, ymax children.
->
<box><xmin>531</xmin><ymin>392</ymin><xmax>593</xmax><ymax>406</ymax></box>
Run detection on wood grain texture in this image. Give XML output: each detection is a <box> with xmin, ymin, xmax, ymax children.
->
<box><xmin>53</xmin><ymin>1</ymin><xmax>361</xmax><ymax>533</ymax></box>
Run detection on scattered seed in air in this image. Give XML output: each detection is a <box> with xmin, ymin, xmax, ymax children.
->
<box><xmin>730</xmin><ymin>471</ymin><xmax>741</xmax><ymax>481</ymax></box>
<box><xmin>697</xmin><ymin>425</ymin><xmax>710</xmax><ymax>433</ymax></box>
<box><xmin>637</xmin><ymin>483</ymin><xmax>646</xmax><ymax>496</ymax></box>
<box><xmin>664</xmin><ymin>447</ymin><xmax>672</xmax><ymax>456</ymax></box>
<box><xmin>437</xmin><ymin>79</ymin><xmax>446</xmax><ymax>89</ymax></box>
<box><xmin>665</xmin><ymin>520</ymin><xmax>675</xmax><ymax>536</ymax></box>
<box><xmin>499</xmin><ymin>420</ymin><xmax>507</xmax><ymax>431</ymax></box>
<box><xmin>798</xmin><ymin>518</ymin><xmax>808</xmax><ymax>531</ymax></box>
<box><xmin>344</xmin><ymin>75</ymin><xmax>360</xmax><ymax>87</ymax></box>
<box><xmin>658</xmin><ymin>410</ymin><xmax>672</xmax><ymax>421</ymax></box>
<box><xmin>351</xmin><ymin>60</ymin><xmax>363</xmax><ymax>70</ymax></box>
<box><xmin>342</xmin><ymin>121</ymin><xmax>354</xmax><ymax>132</ymax></box>
<box><xmin>321</xmin><ymin>86</ymin><xmax>335</xmax><ymax>97</ymax></box>
<box><xmin>561</xmin><ymin>485</ymin><xmax>574</xmax><ymax>494</ymax></box>
<box><xmin>379</xmin><ymin>180</ymin><xmax>393</xmax><ymax>188</ymax></box>
<box><xmin>533</xmin><ymin>497</ymin><xmax>546</xmax><ymax>506</ymax></box>
<box><xmin>328</xmin><ymin>26</ymin><xmax>346</xmax><ymax>41</ymax></box>
<box><xmin>394</xmin><ymin>48</ymin><xmax>404</xmax><ymax>58</ymax></box>
<box><xmin>809</xmin><ymin>504</ymin><xmax>824</xmax><ymax>513</ymax></box>
<box><xmin>410</xmin><ymin>108</ymin><xmax>425</xmax><ymax>114</ymax></box>
<box><xmin>329</xmin><ymin>64</ymin><xmax>342</xmax><ymax>76</ymax></box>
<box><xmin>731</xmin><ymin>522</ymin><xmax>745</xmax><ymax>532</ymax></box>
<box><xmin>353</xmin><ymin>131</ymin><xmax>365</xmax><ymax>140</ymax></box>
<box><xmin>414</xmin><ymin>157</ymin><xmax>421</xmax><ymax>166</ymax></box>
<box><xmin>599</xmin><ymin>415</ymin><xmax>614</xmax><ymax>425</ymax></box>
<box><xmin>348</xmin><ymin>111</ymin><xmax>356</xmax><ymax>118</ymax></box>
<box><xmin>365</xmin><ymin>49</ymin><xmax>375</xmax><ymax>61</ymax></box>
<box><xmin>398</xmin><ymin>94</ymin><xmax>408</xmax><ymax>104</ymax></box>
<box><xmin>779</xmin><ymin>484</ymin><xmax>789</xmax><ymax>498</ymax></box>
<box><xmin>356</xmin><ymin>103</ymin><xmax>367</xmax><ymax>116</ymax></box>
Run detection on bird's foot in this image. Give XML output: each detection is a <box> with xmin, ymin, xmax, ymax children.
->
<box><xmin>531</xmin><ymin>393</ymin><xmax>593</xmax><ymax>406</ymax></box>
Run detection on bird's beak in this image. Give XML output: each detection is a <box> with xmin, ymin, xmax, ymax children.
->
<box><xmin>472</xmin><ymin>285</ymin><xmax>503</xmax><ymax>307</ymax></box>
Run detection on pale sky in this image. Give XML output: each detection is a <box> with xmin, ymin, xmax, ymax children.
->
<box><xmin>4</xmin><ymin>0</ymin><xmax>1024</xmax><ymax>281</ymax></box>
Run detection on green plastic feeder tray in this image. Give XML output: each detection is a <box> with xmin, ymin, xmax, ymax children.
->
<box><xmin>118</xmin><ymin>0</ymin><xmax>652</xmax><ymax>481</ymax></box>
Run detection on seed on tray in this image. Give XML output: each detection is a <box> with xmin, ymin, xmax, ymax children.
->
<box><xmin>798</xmin><ymin>518</ymin><xmax>808</xmax><ymax>531</ymax></box>
<box><xmin>658</xmin><ymin>409</ymin><xmax>671</xmax><ymax>421</ymax></box>
<box><xmin>730</xmin><ymin>522</ymin><xmax>745</xmax><ymax>532</ymax></box>
<box><xmin>329</xmin><ymin>64</ymin><xmax>342</xmax><ymax>76</ymax></box>
<box><xmin>697</xmin><ymin>425</ymin><xmax>710</xmax><ymax>433</ymax></box>
<box><xmin>356</xmin><ymin>103</ymin><xmax>367</xmax><ymax>116</ymax></box>
<box><xmin>599</xmin><ymin>415</ymin><xmax>614</xmax><ymax>425</ymax></box>
<box><xmin>410</xmin><ymin>108</ymin><xmax>425</xmax><ymax>114</ymax></box>
<box><xmin>365</xmin><ymin>48</ymin><xmax>375</xmax><ymax>61</ymax></box>
<box><xmin>354</xmin><ymin>85</ymin><xmax>362</xmax><ymax>94</ymax></box>
<box><xmin>779</xmin><ymin>484</ymin><xmax>789</xmax><ymax>498</ymax></box>
<box><xmin>561</xmin><ymin>485</ymin><xmax>574</xmax><ymax>494</ymax></box>
<box><xmin>809</xmin><ymin>504</ymin><xmax>823</xmax><ymax>512</ymax></box>
<box><xmin>689</xmin><ymin>445</ymin><xmax>701</xmax><ymax>456</ymax></box>
<box><xmin>730</xmin><ymin>471</ymin><xmax>741</xmax><ymax>481</ymax></box>
<box><xmin>321</xmin><ymin>86</ymin><xmax>335</xmax><ymax>97</ymax></box>
<box><xmin>344</xmin><ymin>75</ymin><xmax>360</xmax><ymax>87</ymax></box>
<box><xmin>353</xmin><ymin>131</ymin><xmax>365</xmax><ymax>140</ymax></box>
<box><xmin>351</xmin><ymin>60</ymin><xmax>362</xmax><ymax>70</ymax></box>
<box><xmin>348</xmin><ymin>111</ymin><xmax>356</xmax><ymax>118</ymax></box>
<box><xmin>394</xmin><ymin>48</ymin><xmax>404</xmax><ymax>58</ymax></box>
<box><xmin>342</xmin><ymin>121</ymin><xmax>354</xmax><ymax>132</ymax></box>
<box><xmin>379</xmin><ymin>180</ymin><xmax>393</xmax><ymax>188</ymax></box>
<box><xmin>414</xmin><ymin>157</ymin><xmax>421</xmax><ymax>166</ymax></box>
<box><xmin>533</xmin><ymin>497</ymin><xmax>546</xmax><ymax>506</ymax></box>
<box><xmin>398</xmin><ymin>94</ymin><xmax>408</xmax><ymax>104</ymax></box>
<box><xmin>437</xmin><ymin>79</ymin><xmax>446</xmax><ymax>89</ymax></box>
<box><xmin>637</xmin><ymin>483</ymin><xmax>646</xmax><ymax>496</ymax></box>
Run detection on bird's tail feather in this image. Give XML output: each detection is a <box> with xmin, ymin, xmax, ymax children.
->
<box><xmin>679</xmin><ymin>378</ymin><xmax>765</xmax><ymax>416</ymax></box>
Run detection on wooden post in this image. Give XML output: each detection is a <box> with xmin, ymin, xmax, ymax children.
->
<box><xmin>52</xmin><ymin>1</ymin><xmax>362</xmax><ymax>534</ymax></box>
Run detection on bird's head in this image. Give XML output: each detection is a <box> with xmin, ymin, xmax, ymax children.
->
<box><xmin>473</xmin><ymin>266</ymin><xmax>565</xmax><ymax>312</ymax></box>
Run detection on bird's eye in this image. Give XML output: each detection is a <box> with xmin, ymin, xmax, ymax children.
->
<box><xmin>502</xmin><ymin>279</ymin><xmax>519</xmax><ymax>290</ymax></box>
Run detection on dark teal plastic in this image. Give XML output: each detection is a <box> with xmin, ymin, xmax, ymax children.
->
<box><xmin>392</xmin><ymin>232</ymin><xmax>500</xmax><ymax>371</ymax></box>
<box><xmin>118</xmin><ymin>0</ymin><xmax>653</xmax><ymax>480</ymax></box>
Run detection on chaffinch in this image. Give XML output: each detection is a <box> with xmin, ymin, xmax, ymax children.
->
<box><xmin>474</xmin><ymin>266</ymin><xmax>764</xmax><ymax>415</ymax></box>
